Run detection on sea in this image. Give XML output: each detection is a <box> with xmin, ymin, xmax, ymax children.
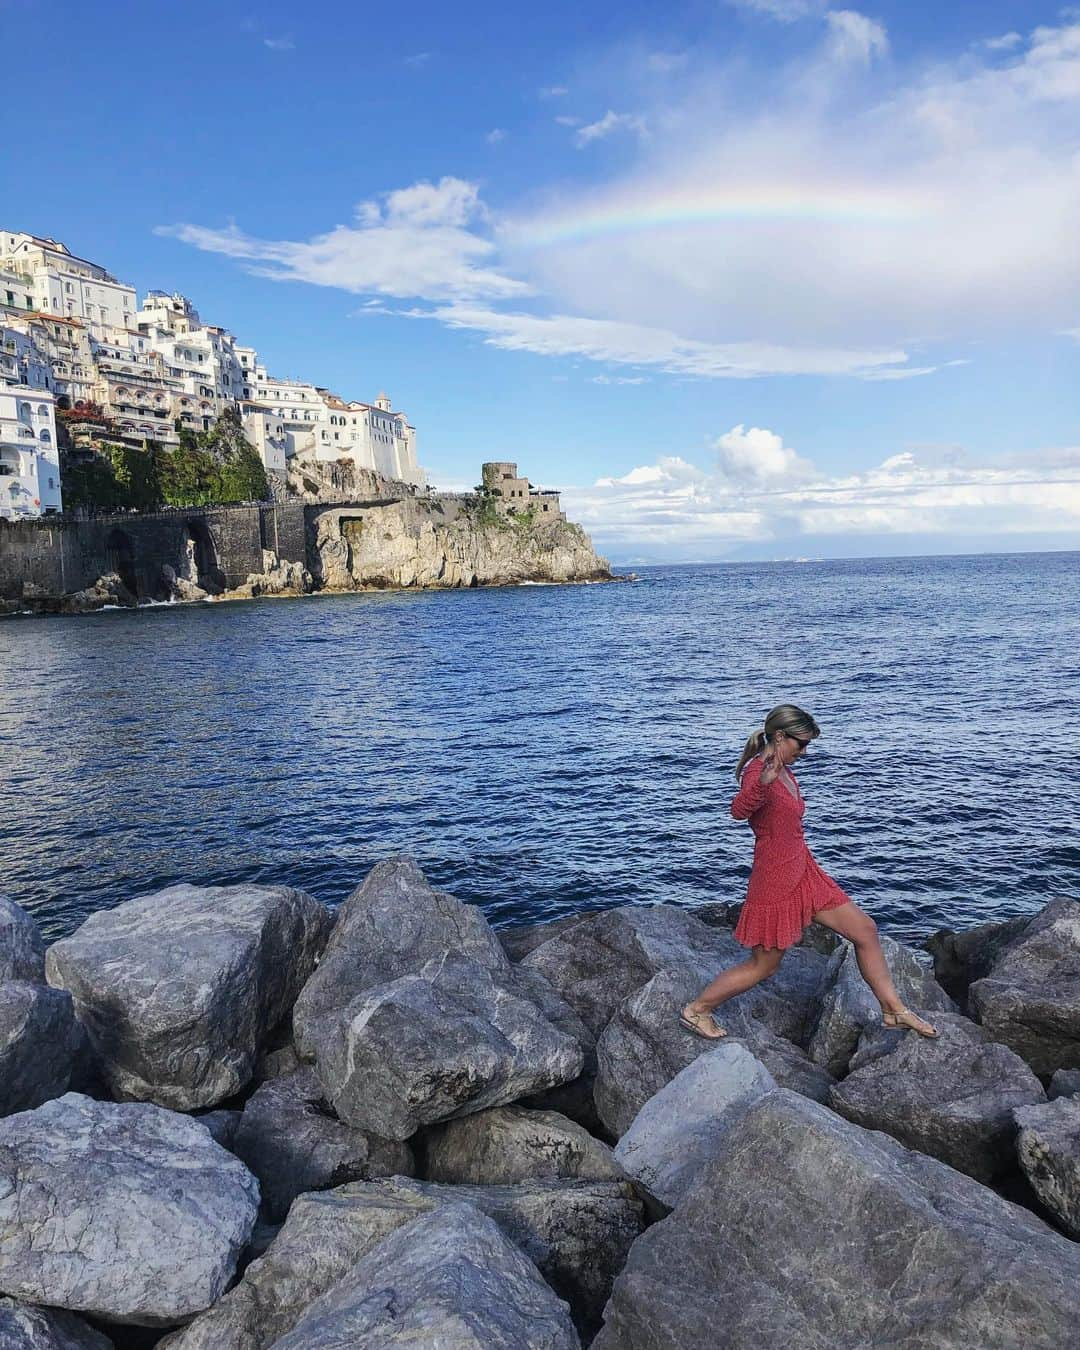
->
<box><xmin>2</xmin><ymin>551</ymin><xmax>1077</xmax><ymax>945</ymax></box>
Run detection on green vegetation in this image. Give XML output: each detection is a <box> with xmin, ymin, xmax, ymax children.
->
<box><xmin>58</xmin><ymin>408</ymin><xmax>269</xmax><ymax>513</ymax></box>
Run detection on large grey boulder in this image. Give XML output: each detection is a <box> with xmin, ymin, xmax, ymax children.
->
<box><xmin>232</xmin><ymin>1068</ymin><xmax>414</xmax><ymax>1221</ymax></box>
<box><xmin>162</xmin><ymin>1176</ymin><xmax>638</xmax><ymax>1348</ymax></box>
<box><xmin>614</xmin><ymin>1042</ymin><xmax>775</xmax><ymax>1207</ymax></box>
<box><xmin>510</xmin><ymin>965</ymin><xmax>601</xmax><ymax>1132</ymax></box>
<box><xmin>269</xmin><ymin>1201</ymin><xmax>579</xmax><ymax>1349</ymax></box>
<box><xmin>830</xmin><ymin>1012</ymin><xmax>1046</xmax><ymax>1180</ymax></box>
<box><xmin>522</xmin><ymin>905</ymin><xmax>825</xmax><ymax>1047</ymax></box>
<box><xmin>45</xmin><ymin>883</ymin><xmax>332</xmax><ymax>1110</ymax></box>
<box><xmin>0</xmin><ymin>982</ymin><xmax>84</xmax><ymax>1117</ymax></box>
<box><xmin>1049</xmin><ymin>1068</ymin><xmax>1080</xmax><ymax>1100</ymax></box>
<box><xmin>925</xmin><ymin>913</ymin><xmax>1032</xmax><ymax>1007</ymax></box>
<box><xmin>1015</xmin><ymin>1096</ymin><xmax>1080</xmax><ymax>1238</ymax></box>
<box><xmin>0</xmin><ymin>899</ymin><xmax>45</xmax><ymax>984</ymax></box>
<box><xmin>421</xmin><ymin>1105</ymin><xmax>622</xmax><ymax>1185</ymax></box>
<box><xmin>293</xmin><ymin>857</ymin><xmax>509</xmax><ymax>1060</ymax></box>
<box><xmin>308</xmin><ymin>952</ymin><xmax>583</xmax><ymax>1139</ymax></box>
<box><xmin>0</xmin><ymin>1094</ymin><xmax>259</xmax><ymax>1325</ymax></box>
<box><xmin>594</xmin><ymin>968</ymin><xmax>833</xmax><ymax>1139</ymax></box>
<box><xmin>969</xmin><ymin>897</ymin><xmax>1080</xmax><ymax>1076</ymax></box>
<box><xmin>0</xmin><ymin>1299</ymin><xmax>112</xmax><ymax>1349</ymax></box>
<box><xmin>594</xmin><ymin>1089</ymin><xmax>1080</xmax><ymax>1349</ymax></box>
<box><xmin>807</xmin><ymin>934</ymin><xmax>956</xmax><ymax>1078</ymax></box>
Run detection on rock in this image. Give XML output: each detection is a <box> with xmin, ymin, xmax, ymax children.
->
<box><xmin>925</xmin><ymin>913</ymin><xmax>1032</xmax><ymax>1007</ymax></box>
<box><xmin>292</xmin><ymin>857</ymin><xmax>509</xmax><ymax>1060</ymax></box>
<box><xmin>309</xmin><ymin>952</ymin><xmax>583</xmax><ymax>1139</ymax></box>
<box><xmin>830</xmin><ymin>1012</ymin><xmax>1046</xmax><ymax>1181</ymax></box>
<box><xmin>0</xmin><ymin>981</ymin><xmax>85</xmax><ymax>1117</ymax></box>
<box><xmin>1014</xmin><ymin>1096</ymin><xmax>1080</xmax><ymax>1238</ymax></box>
<box><xmin>0</xmin><ymin>898</ymin><xmax>45</xmax><ymax>983</ymax></box>
<box><xmin>232</xmin><ymin>1068</ymin><xmax>413</xmax><ymax>1221</ymax></box>
<box><xmin>692</xmin><ymin>900</ymin><xmax>842</xmax><ymax>956</ymax></box>
<box><xmin>1049</xmin><ymin>1068</ymin><xmax>1080</xmax><ymax>1100</ymax></box>
<box><xmin>269</xmin><ymin>1201</ymin><xmax>580</xmax><ymax>1349</ymax></box>
<box><xmin>593</xmin><ymin>1089</ymin><xmax>1080</xmax><ymax>1350</ymax></box>
<box><xmin>421</xmin><ymin>1105</ymin><xmax>622</xmax><ymax>1185</ymax></box>
<box><xmin>0</xmin><ymin>1093</ymin><xmax>259</xmax><ymax>1326</ymax></box>
<box><xmin>522</xmin><ymin>904</ymin><xmax>825</xmax><ymax>1047</ymax></box>
<box><xmin>163</xmin><ymin>1175</ymin><xmax>638</xmax><ymax>1348</ymax></box>
<box><xmin>45</xmin><ymin>883</ymin><xmax>332</xmax><ymax>1110</ymax></box>
<box><xmin>613</xmin><ymin>1042</ymin><xmax>776</xmax><ymax>1207</ymax></box>
<box><xmin>594</xmin><ymin>968</ymin><xmax>834</xmax><ymax>1139</ymax></box>
<box><xmin>253</xmin><ymin>1043</ymin><xmax>301</xmax><ymax>1084</ymax></box>
<box><xmin>509</xmin><ymin>963</ymin><xmax>602</xmax><ymax>1131</ymax></box>
<box><xmin>498</xmin><ymin>915</ymin><xmax>590</xmax><ymax>963</ymax></box>
<box><xmin>195</xmin><ymin>1109</ymin><xmax>242</xmax><ymax>1150</ymax></box>
<box><xmin>159</xmin><ymin>566</ymin><xmax>208</xmax><ymax>604</ymax></box>
<box><xmin>60</xmin><ymin>573</ymin><xmax>137</xmax><ymax>614</ymax></box>
<box><xmin>223</xmin><ymin>550</ymin><xmax>312</xmax><ymax>601</ymax></box>
<box><xmin>0</xmin><ymin>1299</ymin><xmax>113</xmax><ymax>1348</ymax></box>
<box><xmin>807</xmin><ymin>934</ymin><xmax>956</xmax><ymax>1078</ymax></box>
<box><xmin>969</xmin><ymin>897</ymin><xmax>1080</xmax><ymax>1076</ymax></box>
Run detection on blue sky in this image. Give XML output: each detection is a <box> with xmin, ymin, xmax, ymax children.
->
<box><xmin>6</xmin><ymin>0</ymin><xmax>1079</xmax><ymax>561</ymax></box>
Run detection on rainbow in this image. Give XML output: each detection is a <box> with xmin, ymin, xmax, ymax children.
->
<box><xmin>513</xmin><ymin>185</ymin><xmax>925</xmax><ymax>249</ymax></box>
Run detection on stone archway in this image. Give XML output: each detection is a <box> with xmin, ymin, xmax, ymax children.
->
<box><xmin>179</xmin><ymin>519</ymin><xmax>224</xmax><ymax>593</ymax></box>
<box><xmin>105</xmin><ymin>528</ymin><xmax>139</xmax><ymax>599</ymax></box>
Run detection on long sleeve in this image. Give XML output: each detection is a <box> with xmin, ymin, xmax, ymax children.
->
<box><xmin>731</xmin><ymin>760</ymin><xmax>769</xmax><ymax>820</ymax></box>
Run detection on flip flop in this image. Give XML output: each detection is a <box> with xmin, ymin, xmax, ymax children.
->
<box><xmin>679</xmin><ymin>1008</ymin><xmax>727</xmax><ymax>1040</ymax></box>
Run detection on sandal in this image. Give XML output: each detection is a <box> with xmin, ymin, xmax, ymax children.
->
<box><xmin>679</xmin><ymin>1006</ymin><xmax>728</xmax><ymax>1040</ymax></box>
<box><xmin>882</xmin><ymin>1007</ymin><xmax>939</xmax><ymax>1039</ymax></box>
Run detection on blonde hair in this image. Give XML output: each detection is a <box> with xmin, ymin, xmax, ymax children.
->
<box><xmin>735</xmin><ymin>704</ymin><xmax>821</xmax><ymax>779</ymax></box>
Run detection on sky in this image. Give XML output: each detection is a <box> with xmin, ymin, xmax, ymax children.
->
<box><xmin>5</xmin><ymin>0</ymin><xmax>1080</xmax><ymax>562</ymax></box>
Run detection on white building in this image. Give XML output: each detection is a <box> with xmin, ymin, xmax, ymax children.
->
<box><xmin>0</xmin><ymin>232</ymin><xmax>136</xmax><ymax>333</ymax></box>
<box><xmin>240</xmin><ymin>406</ymin><xmax>289</xmax><ymax>476</ymax></box>
<box><xmin>0</xmin><ymin>387</ymin><xmax>61</xmax><ymax>518</ymax></box>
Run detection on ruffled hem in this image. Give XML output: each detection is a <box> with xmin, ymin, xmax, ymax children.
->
<box><xmin>734</xmin><ymin>859</ymin><xmax>850</xmax><ymax>951</ymax></box>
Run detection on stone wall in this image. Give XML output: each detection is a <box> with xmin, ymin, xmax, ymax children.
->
<box><xmin>0</xmin><ymin>503</ymin><xmax>310</xmax><ymax>606</ymax></box>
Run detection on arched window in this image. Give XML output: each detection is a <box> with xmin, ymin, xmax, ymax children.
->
<box><xmin>39</xmin><ymin>429</ymin><xmax>51</xmax><ymax>442</ymax></box>
<box><xmin>37</xmin><ymin>403</ymin><xmax>48</xmax><ymax>416</ymax></box>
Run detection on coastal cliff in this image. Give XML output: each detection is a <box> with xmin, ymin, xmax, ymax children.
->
<box><xmin>0</xmin><ymin>483</ymin><xmax>615</xmax><ymax>616</ymax></box>
<box><xmin>308</xmin><ymin>498</ymin><xmax>611</xmax><ymax>593</ymax></box>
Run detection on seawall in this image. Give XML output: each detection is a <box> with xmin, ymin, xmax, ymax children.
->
<box><xmin>0</xmin><ymin>495</ymin><xmax>613</xmax><ymax>613</ymax></box>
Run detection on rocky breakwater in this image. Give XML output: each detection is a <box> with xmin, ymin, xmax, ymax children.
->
<box><xmin>1</xmin><ymin>875</ymin><xmax>1079</xmax><ymax>1347</ymax></box>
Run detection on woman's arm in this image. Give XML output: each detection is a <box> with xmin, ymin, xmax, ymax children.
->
<box><xmin>731</xmin><ymin>757</ymin><xmax>769</xmax><ymax>819</ymax></box>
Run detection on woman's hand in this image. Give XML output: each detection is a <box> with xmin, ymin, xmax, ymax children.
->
<box><xmin>759</xmin><ymin>741</ymin><xmax>783</xmax><ymax>785</ymax></box>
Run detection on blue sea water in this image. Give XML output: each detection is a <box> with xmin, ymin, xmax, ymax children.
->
<box><xmin>1</xmin><ymin>552</ymin><xmax>1077</xmax><ymax>944</ymax></box>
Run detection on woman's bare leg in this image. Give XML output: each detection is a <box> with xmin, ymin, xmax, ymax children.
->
<box><xmin>684</xmin><ymin>946</ymin><xmax>785</xmax><ymax>1018</ymax></box>
<box><xmin>813</xmin><ymin>902</ymin><xmax>937</xmax><ymax>1033</ymax></box>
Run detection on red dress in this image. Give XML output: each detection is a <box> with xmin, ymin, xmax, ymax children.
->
<box><xmin>731</xmin><ymin>755</ymin><xmax>850</xmax><ymax>951</ymax></box>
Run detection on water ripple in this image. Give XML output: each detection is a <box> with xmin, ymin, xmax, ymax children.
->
<box><xmin>1</xmin><ymin>552</ymin><xmax>1077</xmax><ymax>943</ymax></box>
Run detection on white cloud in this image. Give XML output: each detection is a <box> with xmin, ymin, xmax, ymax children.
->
<box><xmin>554</xmin><ymin>115</ymin><xmax>581</xmax><ymax>127</ymax></box>
<box><xmin>647</xmin><ymin>51</ymin><xmax>689</xmax><ymax>74</ymax></box>
<box><xmin>1060</xmin><ymin>328</ymin><xmax>1080</xmax><ymax>340</ymax></box>
<box><xmin>563</xmin><ymin>441</ymin><xmax>1080</xmax><ymax>558</ymax></box>
<box><xmin>486</xmin><ymin>128</ymin><xmax>507</xmax><ymax>144</ymax></box>
<box><xmin>591</xmin><ymin>374</ymin><xmax>651</xmax><ymax>384</ymax></box>
<box><xmin>713</xmin><ymin>424</ymin><xmax>817</xmax><ymax>483</ymax></box>
<box><xmin>825</xmin><ymin>10</ymin><xmax>889</xmax><ymax>64</ymax></box>
<box><xmin>539</xmin><ymin>85</ymin><xmax>569</xmax><ymax>98</ymax></box>
<box><xmin>980</xmin><ymin>32</ymin><xmax>1023</xmax><ymax>52</ymax></box>
<box><xmin>575</xmin><ymin>110</ymin><xmax>648</xmax><ymax>147</ymax></box>
<box><xmin>727</xmin><ymin>0</ymin><xmax>825</xmax><ymax>20</ymax></box>
<box><xmin>263</xmin><ymin>36</ymin><xmax>294</xmax><ymax>51</ymax></box>
<box><xmin>405</xmin><ymin>52</ymin><xmax>432</xmax><ymax>68</ymax></box>
<box><xmin>159</xmin><ymin>179</ymin><xmax>529</xmax><ymax>303</ymax></box>
<box><xmin>413</xmin><ymin>303</ymin><xmax>920</xmax><ymax>378</ymax></box>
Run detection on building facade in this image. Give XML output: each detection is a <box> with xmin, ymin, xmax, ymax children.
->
<box><xmin>0</xmin><ymin>387</ymin><xmax>61</xmax><ymax>519</ymax></box>
<box><xmin>0</xmin><ymin>227</ymin><xmax>426</xmax><ymax>513</ymax></box>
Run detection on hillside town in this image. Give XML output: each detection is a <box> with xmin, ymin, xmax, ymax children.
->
<box><xmin>0</xmin><ymin>229</ymin><xmax>425</xmax><ymax>520</ymax></box>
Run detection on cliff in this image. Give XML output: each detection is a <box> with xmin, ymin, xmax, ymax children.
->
<box><xmin>306</xmin><ymin>497</ymin><xmax>611</xmax><ymax>593</ymax></box>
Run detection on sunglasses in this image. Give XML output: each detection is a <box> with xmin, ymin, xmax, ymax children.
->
<box><xmin>787</xmin><ymin>734</ymin><xmax>812</xmax><ymax>749</ymax></box>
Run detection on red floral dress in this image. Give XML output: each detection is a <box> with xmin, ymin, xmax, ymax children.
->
<box><xmin>731</xmin><ymin>755</ymin><xmax>850</xmax><ymax>951</ymax></box>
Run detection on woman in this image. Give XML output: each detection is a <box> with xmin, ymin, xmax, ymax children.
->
<box><xmin>680</xmin><ymin>703</ymin><xmax>939</xmax><ymax>1041</ymax></box>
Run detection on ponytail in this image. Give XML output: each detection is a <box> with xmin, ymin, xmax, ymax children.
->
<box><xmin>735</xmin><ymin>728</ymin><xmax>768</xmax><ymax>780</ymax></box>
